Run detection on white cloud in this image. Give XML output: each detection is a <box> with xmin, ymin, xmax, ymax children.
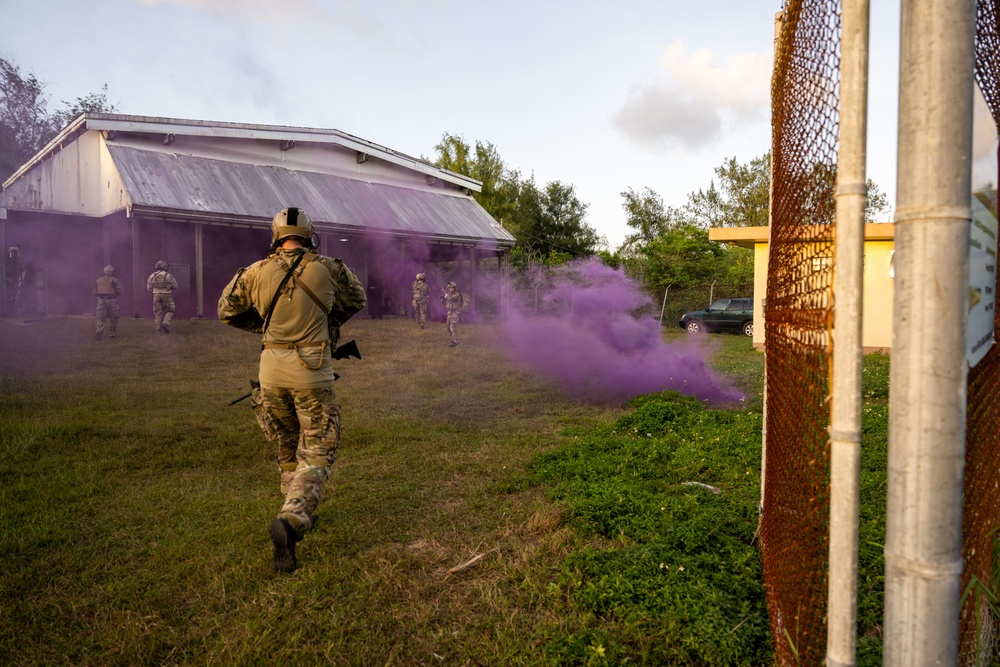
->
<box><xmin>613</xmin><ymin>39</ymin><xmax>771</xmax><ymax>150</ymax></box>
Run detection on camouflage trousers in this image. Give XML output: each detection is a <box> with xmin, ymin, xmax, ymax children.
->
<box><xmin>446</xmin><ymin>311</ymin><xmax>460</xmax><ymax>343</ymax></box>
<box><xmin>413</xmin><ymin>300</ymin><xmax>428</xmax><ymax>328</ymax></box>
<box><xmin>95</xmin><ymin>298</ymin><xmax>120</xmax><ymax>336</ymax></box>
<box><xmin>252</xmin><ymin>383</ymin><xmax>340</xmax><ymax>537</ymax></box>
<box><xmin>152</xmin><ymin>293</ymin><xmax>175</xmax><ymax>330</ymax></box>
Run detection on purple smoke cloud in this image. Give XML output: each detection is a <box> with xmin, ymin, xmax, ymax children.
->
<box><xmin>502</xmin><ymin>258</ymin><xmax>744</xmax><ymax>405</ymax></box>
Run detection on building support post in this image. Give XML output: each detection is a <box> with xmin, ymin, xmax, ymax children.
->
<box><xmin>883</xmin><ymin>0</ymin><xmax>975</xmax><ymax>663</ymax></box>
<box><xmin>194</xmin><ymin>222</ymin><xmax>204</xmax><ymax>318</ymax></box>
<box><xmin>131</xmin><ymin>214</ymin><xmax>142</xmax><ymax>318</ymax></box>
<box><xmin>0</xmin><ymin>212</ymin><xmax>6</xmax><ymax>315</ymax></box>
<box><xmin>826</xmin><ymin>0</ymin><xmax>870</xmax><ymax>663</ymax></box>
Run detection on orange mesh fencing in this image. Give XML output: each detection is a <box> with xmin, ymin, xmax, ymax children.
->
<box><xmin>762</xmin><ymin>0</ymin><xmax>840</xmax><ymax>664</ymax></box>
<box><xmin>765</xmin><ymin>1</ymin><xmax>1000</xmax><ymax>664</ymax></box>
<box><xmin>961</xmin><ymin>4</ymin><xmax>1000</xmax><ymax>663</ymax></box>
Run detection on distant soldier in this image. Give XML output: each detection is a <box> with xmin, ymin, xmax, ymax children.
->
<box><xmin>219</xmin><ymin>207</ymin><xmax>366</xmax><ymax>573</ymax></box>
<box><xmin>147</xmin><ymin>260</ymin><xmax>178</xmax><ymax>333</ymax></box>
<box><xmin>411</xmin><ymin>272</ymin><xmax>430</xmax><ymax>329</ymax></box>
<box><xmin>440</xmin><ymin>281</ymin><xmax>464</xmax><ymax>347</ymax></box>
<box><xmin>93</xmin><ymin>265</ymin><xmax>124</xmax><ymax>340</ymax></box>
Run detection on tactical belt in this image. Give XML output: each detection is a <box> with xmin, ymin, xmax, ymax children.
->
<box><xmin>262</xmin><ymin>341</ymin><xmax>326</xmax><ymax>350</ymax></box>
<box><xmin>262</xmin><ymin>339</ymin><xmax>329</xmax><ymax>370</ymax></box>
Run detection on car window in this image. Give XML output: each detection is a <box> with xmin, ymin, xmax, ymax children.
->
<box><xmin>708</xmin><ymin>299</ymin><xmax>729</xmax><ymax>311</ymax></box>
<box><xmin>734</xmin><ymin>298</ymin><xmax>752</xmax><ymax>311</ymax></box>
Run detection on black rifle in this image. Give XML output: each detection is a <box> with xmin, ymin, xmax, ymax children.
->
<box><xmin>228</xmin><ymin>339</ymin><xmax>362</xmax><ymax>405</ymax></box>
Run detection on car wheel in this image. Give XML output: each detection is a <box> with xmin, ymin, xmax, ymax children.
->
<box><xmin>742</xmin><ymin>321</ymin><xmax>753</xmax><ymax>337</ymax></box>
<box><xmin>686</xmin><ymin>320</ymin><xmax>703</xmax><ymax>334</ymax></box>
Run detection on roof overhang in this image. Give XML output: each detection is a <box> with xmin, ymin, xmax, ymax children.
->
<box><xmin>709</xmin><ymin>223</ymin><xmax>895</xmax><ymax>248</ymax></box>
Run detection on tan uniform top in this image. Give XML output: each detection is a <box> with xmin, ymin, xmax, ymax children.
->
<box><xmin>218</xmin><ymin>248</ymin><xmax>366</xmax><ymax>388</ymax></box>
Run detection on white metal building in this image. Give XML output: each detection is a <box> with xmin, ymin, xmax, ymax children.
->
<box><xmin>0</xmin><ymin>113</ymin><xmax>516</xmax><ymax>321</ymax></box>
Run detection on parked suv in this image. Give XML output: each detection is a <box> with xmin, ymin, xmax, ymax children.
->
<box><xmin>679</xmin><ymin>297</ymin><xmax>754</xmax><ymax>336</ymax></box>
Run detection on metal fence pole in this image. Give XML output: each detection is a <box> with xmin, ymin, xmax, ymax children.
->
<box><xmin>884</xmin><ymin>0</ymin><xmax>975</xmax><ymax>663</ymax></box>
<box><xmin>658</xmin><ymin>285</ymin><xmax>671</xmax><ymax>327</ymax></box>
<box><xmin>826</xmin><ymin>0</ymin><xmax>870</xmax><ymax>663</ymax></box>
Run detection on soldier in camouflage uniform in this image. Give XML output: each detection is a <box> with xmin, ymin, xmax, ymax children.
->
<box><xmin>147</xmin><ymin>260</ymin><xmax>179</xmax><ymax>333</ymax></box>
<box><xmin>441</xmin><ymin>281</ymin><xmax>463</xmax><ymax>347</ymax></box>
<box><xmin>219</xmin><ymin>207</ymin><xmax>366</xmax><ymax>572</ymax></box>
<box><xmin>411</xmin><ymin>272</ymin><xmax>430</xmax><ymax>329</ymax></box>
<box><xmin>93</xmin><ymin>265</ymin><xmax>124</xmax><ymax>340</ymax></box>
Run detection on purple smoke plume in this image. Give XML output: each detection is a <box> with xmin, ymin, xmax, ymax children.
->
<box><xmin>502</xmin><ymin>258</ymin><xmax>744</xmax><ymax>405</ymax></box>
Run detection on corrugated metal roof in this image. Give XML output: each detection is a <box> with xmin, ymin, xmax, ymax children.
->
<box><xmin>3</xmin><ymin>113</ymin><xmax>484</xmax><ymax>193</ymax></box>
<box><xmin>109</xmin><ymin>144</ymin><xmax>516</xmax><ymax>247</ymax></box>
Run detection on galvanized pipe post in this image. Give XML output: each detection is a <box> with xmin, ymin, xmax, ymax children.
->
<box><xmin>826</xmin><ymin>0</ymin><xmax>870</xmax><ymax>663</ymax></box>
<box><xmin>884</xmin><ymin>0</ymin><xmax>975</xmax><ymax>663</ymax></box>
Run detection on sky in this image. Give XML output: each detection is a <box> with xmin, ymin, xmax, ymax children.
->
<box><xmin>0</xmin><ymin>0</ymin><xmax>902</xmax><ymax>249</ymax></box>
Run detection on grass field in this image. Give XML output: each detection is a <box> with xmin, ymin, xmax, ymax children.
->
<box><xmin>1</xmin><ymin>313</ymin><xmax>836</xmax><ymax>665</ymax></box>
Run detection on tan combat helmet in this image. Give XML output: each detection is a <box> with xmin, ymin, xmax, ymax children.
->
<box><xmin>103</xmin><ymin>265</ymin><xmax>115</xmax><ymax>275</ymax></box>
<box><xmin>271</xmin><ymin>207</ymin><xmax>315</xmax><ymax>249</ymax></box>
<box><xmin>416</xmin><ymin>273</ymin><xmax>425</xmax><ymax>280</ymax></box>
<box><xmin>155</xmin><ymin>259</ymin><xmax>168</xmax><ymax>270</ymax></box>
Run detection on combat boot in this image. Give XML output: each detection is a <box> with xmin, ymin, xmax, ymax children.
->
<box><xmin>268</xmin><ymin>517</ymin><xmax>301</xmax><ymax>572</ymax></box>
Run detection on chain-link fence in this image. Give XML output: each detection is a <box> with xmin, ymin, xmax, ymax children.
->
<box><xmin>762</xmin><ymin>0</ymin><xmax>840</xmax><ymax>664</ymax></box>
<box><xmin>764</xmin><ymin>1</ymin><xmax>1000</xmax><ymax>664</ymax></box>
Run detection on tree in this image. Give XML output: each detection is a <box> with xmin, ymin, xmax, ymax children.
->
<box><xmin>0</xmin><ymin>58</ymin><xmax>51</xmax><ymax>181</ymax></box>
<box><xmin>620</xmin><ymin>186</ymin><xmax>671</xmax><ymax>249</ymax></box>
<box><xmin>430</xmin><ymin>133</ymin><xmax>600</xmax><ymax>263</ymax></box>
<box><xmin>524</xmin><ymin>181</ymin><xmax>599</xmax><ymax>258</ymax></box>
<box><xmin>686</xmin><ymin>153</ymin><xmax>770</xmax><ymax>228</ymax></box>
<box><xmin>640</xmin><ymin>224</ymin><xmax>726</xmax><ymax>290</ymax></box>
<box><xmin>0</xmin><ymin>56</ymin><xmax>117</xmax><ymax>182</ymax></box>
<box><xmin>49</xmin><ymin>85</ymin><xmax>118</xmax><ymax>135</ymax></box>
<box><xmin>433</xmin><ymin>132</ymin><xmax>521</xmax><ymax>228</ymax></box>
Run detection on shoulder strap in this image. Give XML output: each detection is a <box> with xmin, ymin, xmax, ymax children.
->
<box><xmin>292</xmin><ymin>274</ymin><xmax>329</xmax><ymax>317</ymax></box>
<box><xmin>261</xmin><ymin>252</ymin><xmax>308</xmax><ymax>336</ymax></box>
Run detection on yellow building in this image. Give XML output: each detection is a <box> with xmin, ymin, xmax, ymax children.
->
<box><xmin>708</xmin><ymin>224</ymin><xmax>895</xmax><ymax>352</ymax></box>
